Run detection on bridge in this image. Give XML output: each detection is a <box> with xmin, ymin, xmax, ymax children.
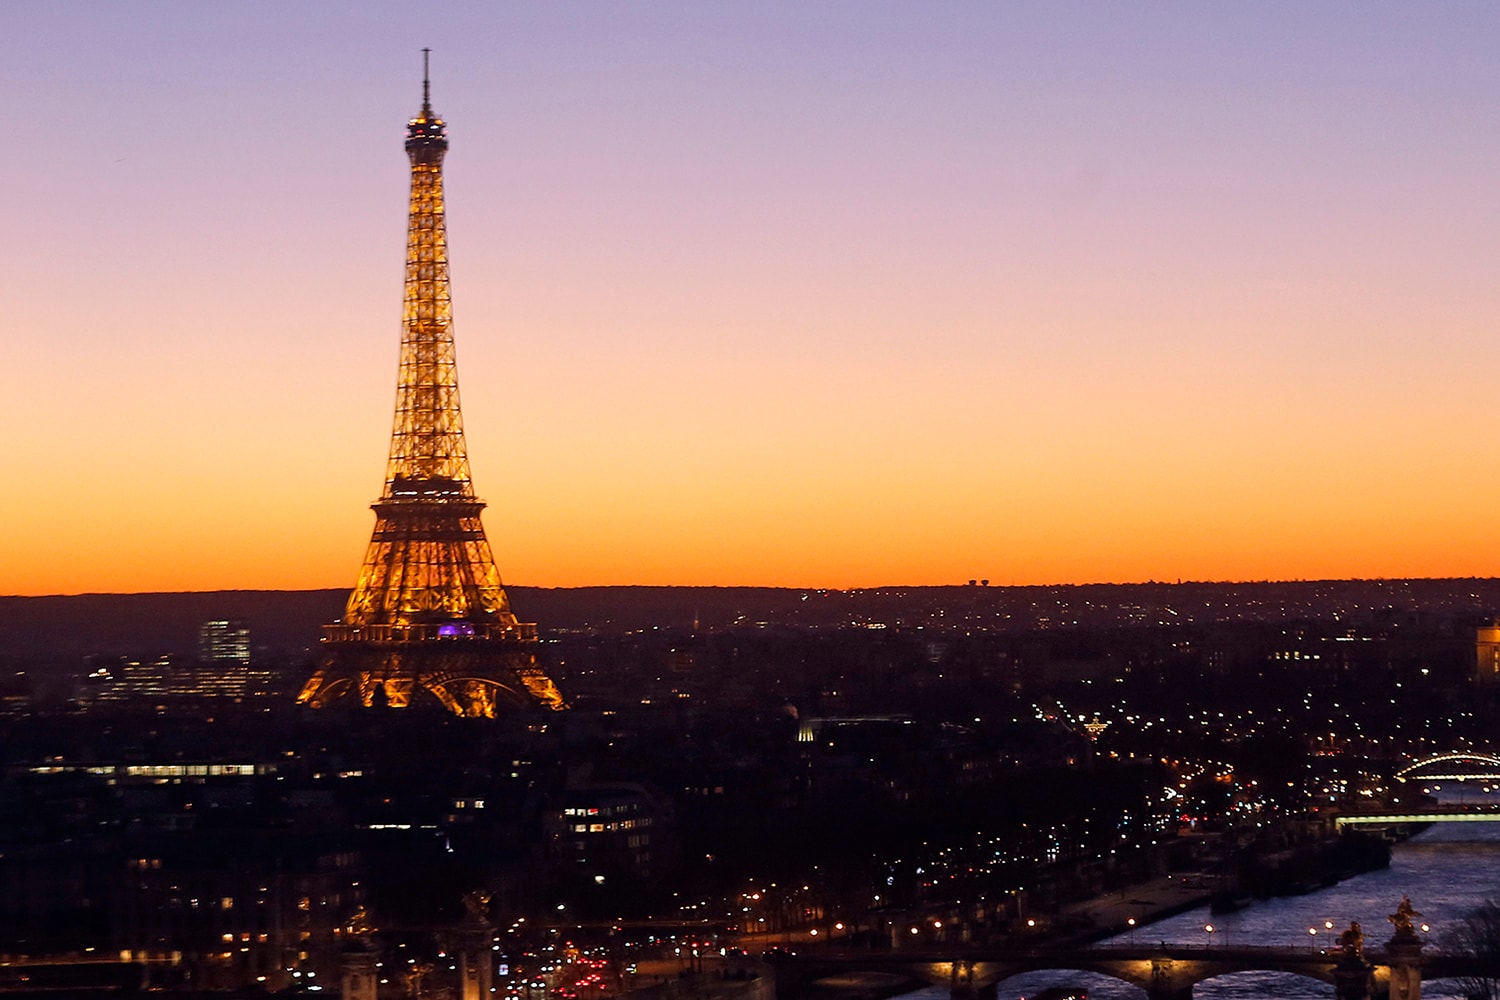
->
<box><xmin>768</xmin><ymin>942</ymin><xmax>1495</xmax><ymax>1000</ymax></box>
<box><xmin>1394</xmin><ymin>751</ymin><xmax>1500</xmax><ymax>783</ymax></box>
<box><xmin>1336</xmin><ymin>801</ymin><xmax>1500</xmax><ymax>828</ymax></box>
<box><xmin>1330</xmin><ymin>751</ymin><xmax>1500</xmax><ymax>828</ymax></box>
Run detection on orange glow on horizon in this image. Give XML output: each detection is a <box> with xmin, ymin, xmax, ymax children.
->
<box><xmin>7</xmin><ymin>8</ymin><xmax>1500</xmax><ymax>596</ymax></box>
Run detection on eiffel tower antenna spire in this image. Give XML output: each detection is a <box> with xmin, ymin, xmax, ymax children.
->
<box><xmin>422</xmin><ymin>48</ymin><xmax>432</xmax><ymax>118</ymax></box>
<box><xmin>298</xmin><ymin>58</ymin><xmax>565</xmax><ymax>718</ymax></box>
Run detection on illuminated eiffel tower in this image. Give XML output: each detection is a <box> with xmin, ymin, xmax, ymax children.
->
<box><xmin>298</xmin><ymin>54</ymin><xmax>564</xmax><ymax>717</ymax></box>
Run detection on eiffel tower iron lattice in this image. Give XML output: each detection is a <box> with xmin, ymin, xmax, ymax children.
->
<box><xmin>298</xmin><ymin>55</ymin><xmax>565</xmax><ymax>717</ymax></box>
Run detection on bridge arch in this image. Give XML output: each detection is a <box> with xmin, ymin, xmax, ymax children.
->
<box><xmin>993</xmin><ymin>966</ymin><xmax>1146</xmax><ymax>998</ymax></box>
<box><xmin>992</xmin><ymin>963</ymin><xmax>1147</xmax><ymax>997</ymax></box>
<box><xmin>1395</xmin><ymin>751</ymin><xmax>1500</xmax><ymax>782</ymax></box>
<box><xmin>1187</xmin><ymin>967</ymin><xmax>1334</xmax><ymax>996</ymax></box>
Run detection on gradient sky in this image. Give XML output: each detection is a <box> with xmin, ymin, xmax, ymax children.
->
<box><xmin>5</xmin><ymin>3</ymin><xmax>1500</xmax><ymax>595</ymax></box>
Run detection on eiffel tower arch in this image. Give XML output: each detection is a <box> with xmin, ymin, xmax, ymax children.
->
<box><xmin>298</xmin><ymin>54</ymin><xmax>565</xmax><ymax>718</ymax></box>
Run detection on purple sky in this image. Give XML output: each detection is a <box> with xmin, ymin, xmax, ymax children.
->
<box><xmin>6</xmin><ymin>3</ymin><xmax>1500</xmax><ymax>594</ymax></box>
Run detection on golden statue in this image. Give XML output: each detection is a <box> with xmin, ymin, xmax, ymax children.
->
<box><xmin>346</xmin><ymin>905</ymin><xmax>374</xmax><ymax>937</ymax></box>
<box><xmin>1389</xmin><ymin>895</ymin><xmax>1422</xmax><ymax>938</ymax></box>
<box><xmin>1337</xmin><ymin>920</ymin><xmax>1363</xmax><ymax>955</ymax></box>
<box><xmin>462</xmin><ymin>889</ymin><xmax>493</xmax><ymax>922</ymax></box>
<box><xmin>406</xmin><ymin>960</ymin><xmax>434</xmax><ymax>999</ymax></box>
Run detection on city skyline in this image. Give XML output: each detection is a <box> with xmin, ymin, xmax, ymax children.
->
<box><xmin>6</xmin><ymin>3</ymin><xmax>1500</xmax><ymax>596</ymax></box>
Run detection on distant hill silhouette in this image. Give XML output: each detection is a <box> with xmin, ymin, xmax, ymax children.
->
<box><xmin>4</xmin><ymin>578</ymin><xmax>1500</xmax><ymax>662</ymax></box>
<box><xmin>0</xmin><ymin>589</ymin><xmax>348</xmax><ymax>661</ymax></box>
<box><xmin>0</xmin><ymin>586</ymin><xmax>812</xmax><ymax>660</ymax></box>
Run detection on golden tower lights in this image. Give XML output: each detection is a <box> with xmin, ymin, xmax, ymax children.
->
<box><xmin>298</xmin><ymin>54</ymin><xmax>564</xmax><ymax>717</ymax></box>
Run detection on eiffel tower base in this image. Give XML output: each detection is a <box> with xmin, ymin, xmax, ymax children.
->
<box><xmin>298</xmin><ymin>639</ymin><xmax>564</xmax><ymax>717</ymax></box>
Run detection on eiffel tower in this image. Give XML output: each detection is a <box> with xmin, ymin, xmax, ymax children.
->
<box><xmin>298</xmin><ymin>54</ymin><xmax>565</xmax><ymax>717</ymax></box>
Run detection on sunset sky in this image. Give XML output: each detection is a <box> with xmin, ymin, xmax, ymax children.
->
<box><xmin>5</xmin><ymin>3</ymin><xmax>1500</xmax><ymax>595</ymax></box>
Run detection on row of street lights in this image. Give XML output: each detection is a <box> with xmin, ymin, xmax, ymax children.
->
<box><xmin>1195</xmin><ymin>916</ymin><xmax>1432</xmax><ymax>953</ymax></box>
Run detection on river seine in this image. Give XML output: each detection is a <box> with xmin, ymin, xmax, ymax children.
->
<box><xmin>898</xmin><ymin>810</ymin><xmax>1500</xmax><ymax>998</ymax></box>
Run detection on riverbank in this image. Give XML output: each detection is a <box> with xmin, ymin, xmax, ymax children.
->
<box><xmin>1052</xmin><ymin>873</ymin><xmax>1220</xmax><ymax>944</ymax></box>
<box><xmin>1047</xmin><ymin>830</ymin><xmax>1392</xmax><ymax>946</ymax></box>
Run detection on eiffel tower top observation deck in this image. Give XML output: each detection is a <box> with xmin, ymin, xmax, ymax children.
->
<box><xmin>299</xmin><ymin>55</ymin><xmax>564</xmax><ymax>716</ymax></box>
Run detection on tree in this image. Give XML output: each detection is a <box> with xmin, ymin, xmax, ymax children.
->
<box><xmin>1445</xmin><ymin>900</ymin><xmax>1500</xmax><ymax>1000</ymax></box>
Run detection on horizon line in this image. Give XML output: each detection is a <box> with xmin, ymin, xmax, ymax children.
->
<box><xmin>7</xmin><ymin>574</ymin><xmax>1500</xmax><ymax>601</ymax></box>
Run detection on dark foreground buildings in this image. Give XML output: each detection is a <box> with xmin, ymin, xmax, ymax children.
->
<box><xmin>2</xmin><ymin>584</ymin><xmax>1500</xmax><ymax>991</ymax></box>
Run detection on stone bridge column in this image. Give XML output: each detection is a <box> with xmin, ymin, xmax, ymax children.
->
<box><xmin>339</xmin><ymin>907</ymin><xmax>378</xmax><ymax>1000</ymax></box>
<box><xmin>1385</xmin><ymin>931</ymin><xmax>1424</xmax><ymax>1000</ymax></box>
<box><xmin>1146</xmin><ymin>956</ymin><xmax>1193</xmax><ymax>1000</ymax></box>
<box><xmin>950</xmin><ymin>960</ymin><xmax>1003</xmax><ymax>1000</ymax></box>
<box><xmin>341</xmin><ymin>944</ymin><xmax>378</xmax><ymax>1000</ymax></box>
<box><xmin>949</xmin><ymin>958</ymin><xmax>976</xmax><ymax>999</ymax></box>
<box><xmin>456</xmin><ymin>891</ymin><xmax>494</xmax><ymax>1000</ymax></box>
<box><xmin>1334</xmin><ymin>955</ymin><xmax>1373</xmax><ymax>1000</ymax></box>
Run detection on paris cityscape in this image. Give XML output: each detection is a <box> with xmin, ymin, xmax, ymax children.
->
<box><xmin>8</xmin><ymin>6</ymin><xmax>1500</xmax><ymax>1000</ymax></box>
